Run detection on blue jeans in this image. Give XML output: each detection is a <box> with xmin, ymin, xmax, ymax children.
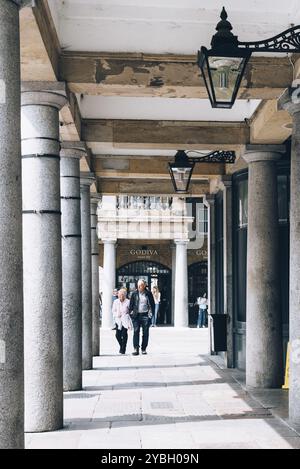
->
<box><xmin>197</xmin><ymin>308</ymin><xmax>206</xmax><ymax>327</ymax></box>
<box><xmin>152</xmin><ymin>304</ymin><xmax>160</xmax><ymax>326</ymax></box>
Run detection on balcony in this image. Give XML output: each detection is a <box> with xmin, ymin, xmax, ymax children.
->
<box><xmin>97</xmin><ymin>195</ymin><xmax>193</xmax><ymax>241</ymax></box>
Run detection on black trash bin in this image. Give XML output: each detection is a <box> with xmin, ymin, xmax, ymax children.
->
<box><xmin>210</xmin><ymin>314</ymin><xmax>227</xmax><ymax>352</ymax></box>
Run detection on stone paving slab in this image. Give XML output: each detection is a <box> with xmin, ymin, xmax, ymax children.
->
<box><xmin>26</xmin><ymin>328</ymin><xmax>300</xmax><ymax>450</ymax></box>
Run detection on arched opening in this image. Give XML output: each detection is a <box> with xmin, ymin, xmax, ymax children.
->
<box><xmin>116</xmin><ymin>261</ymin><xmax>172</xmax><ymax>325</ymax></box>
<box><xmin>188</xmin><ymin>261</ymin><xmax>208</xmax><ymax>327</ymax></box>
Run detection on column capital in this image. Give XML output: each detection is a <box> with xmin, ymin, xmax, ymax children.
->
<box><xmin>174</xmin><ymin>239</ymin><xmax>189</xmax><ymax>245</ymax></box>
<box><xmin>80</xmin><ymin>172</ymin><xmax>96</xmax><ymax>188</ymax></box>
<box><xmin>60</xmin><ymin>141</ymin><xmax>87</xmax><ymax>160</ymax></box>
<box><xmin>278</xmin><ymin>87</ymin><xmax>300</xmax><ymax>117</ymax></box>
<box><xmin>218</xmin><ymin>175</ymin><xmax>232</xmax><ymax>191</ymax></box>
<box><xmin>21</xmin><ymin>82</ymin><xmax>67</xmax><ymax>110</ymax></box>
<box><xmin>203</xmin><ymin>194</ymin><xmax>215</xmax><ymax>207</ymax></box>
<box><xmin>243</xmin><ymin>144</ymin><xmax>285</xmax><ymax>164</ymax></box>
<box><xmin>90</xmin><ymin>194</ymin><xmax>101</xmax><ymax>205</ymax></box>
<box><xmin>102</xmin><ymin>239</ymin><xmax>117</xmax><ymax>245</ymax></box>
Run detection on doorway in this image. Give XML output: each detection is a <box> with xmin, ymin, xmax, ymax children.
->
<box><xmin>116</xmin><ymin>261</ymin><xmax>172</xmax><ymax>325</ymax></box>
<box><xmin>188</xmin><ymin>261</ymin><xmax>208</xmax><ymax>327</ymax></box>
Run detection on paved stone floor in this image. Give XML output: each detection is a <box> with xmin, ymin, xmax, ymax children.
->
<box><xmin>25</xmin><ymin>328</ymin><xmax>300</xmax><ymax>449</ymax></box>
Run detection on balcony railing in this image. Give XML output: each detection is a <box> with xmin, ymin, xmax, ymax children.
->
<box><xmin>117</xmin><ymin>196</ymin><xmax>173</xmax><ymax>211</ymax></box>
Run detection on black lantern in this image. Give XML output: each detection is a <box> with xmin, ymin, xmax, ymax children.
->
<box><xmin>198</xmin><ymin>7</ymin><xmax>300</xmax><ymax>109</ymax></box>
<box><xmin>169</xmin><ymin>150</ymin><xmax>236</xmax><ymax>193</ymax></box>
<box><xmin>168</xmin><ymin>150</ymin><xmax>195</xmax><ymax>194</ymax></box>
<box><xmin>198</xmin><ymin>7</ymin><xmax>251</xmax><ymax>109</ymax></box>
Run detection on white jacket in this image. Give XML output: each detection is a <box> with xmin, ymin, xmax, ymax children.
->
<box><xmin>112</xmin><ymin>298</ymin><xmax>133</xmax><ymax>330</ymax></box>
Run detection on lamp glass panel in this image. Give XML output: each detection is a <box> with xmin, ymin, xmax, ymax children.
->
<box><xmin>208</xmin><ymin>56</ymin><xmax>245</xmax><ymax>104</ymax></box>
<box><xmin>172</xmin><ymin>167</ymin><xmax>193</xmax><ymax>192</ymax></box>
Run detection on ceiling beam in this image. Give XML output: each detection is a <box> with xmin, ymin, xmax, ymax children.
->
<box><xmin>60</xmin><ymin>52</ymin><xmax>292</xmax><ymax>100</ymax></box>
<box><xmin>82</xmin><ymin>119</ymin><xmax>249</xmax><ymax>149</ymax></box>
<box><xmin>20</xmin><ymin>2</ymin><xmax>84</xmax><ymax>146</ymax></box>
<box><xmin>250</xmin><ymin>100</ymin><xmax>292</xmax><ymax>144</ymax></box>
<box><xmin>97</xmin><ymin>179</ymin><xmax>210</xmax><ymax>196</ymax></box>
<box><xmin>94</xmin><ymin>156</ymin><xmax>225</xmax><ymax>177</ymax></box>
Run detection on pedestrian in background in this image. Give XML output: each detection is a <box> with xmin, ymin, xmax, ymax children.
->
<box><xmin>112</xmin><ymin>288</ymin><xmax>132</xmax><ymax>354</ymax></box>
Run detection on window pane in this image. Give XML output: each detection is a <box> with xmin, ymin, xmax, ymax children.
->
<box><xmin>278</xmin><ymin>175</ymin><xmax>288</xmax><ymax>223</ymax></box>
<box><xmin>238</xmin><ymin>179</ymin><xmax>248</xmax><ymax>228</ymax></box>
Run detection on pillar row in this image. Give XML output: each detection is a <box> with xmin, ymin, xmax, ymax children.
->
<box><xmin>80</xmin><ymin>174</ymin><xmax>95</xmax><ymax>370</ymax></box>
<box><xmin>102</xmin><ymin>240</ymin><xmax>117</xmax><ymax>329</ymax></box>
<box><xmin>174</xmin><ymin>240</ymin><xmax>189</xmax><ymax>328</ymax></box>
<box><xmin>21</xmin><ymin>87</ymin><xmax>67</xmax><ymax>432</ymax></box>
<box><xmin>0</xmin><ymin>0</ymin><xmax>24</xmax><ymax>449</ymax></box>
<box><xmin>91</xmin><ymin>198</ymin><xmax>100</xmax><ymax>356</ymax></box>
<box><xmin>244</xmin><ymin>145</ymin><xmax>285</xmax><ymax>389</ymax></box>
<box><xmin>60</xmin><ymin>144</ymin><xmax>86</xmax><ymax>391</ymax></box>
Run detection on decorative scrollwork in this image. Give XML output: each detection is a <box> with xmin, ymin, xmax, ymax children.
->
<box><xmin>238</xmin><ymin>25</ymin><xmax>300</xmax><ymax>52</ymax></box>
<box><xmin>189</xmin><ymin>150</ymin><xmax>236</xmax><ymax>164</ymax></box>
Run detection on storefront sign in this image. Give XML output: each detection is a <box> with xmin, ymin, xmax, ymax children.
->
<box><xmin>196</xmin><ymin>249</ymin><xmax>208</xmax><ymax>258</ymax></box>
<box><xmin>129</xmin><ymin>249</ymin><xmax>159</xmax><ymax>258</ymax></box>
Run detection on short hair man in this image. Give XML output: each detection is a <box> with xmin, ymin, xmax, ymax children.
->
<box><xmin>129</xmin><ymin>279</ymin><xmax>155</xmax><ymax>355</ymax></box>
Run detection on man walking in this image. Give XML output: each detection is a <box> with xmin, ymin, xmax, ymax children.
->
<box><xmin>129</xmin><ymin>279</ymin><xmax>155</xmax><ymax>355</ymax></box>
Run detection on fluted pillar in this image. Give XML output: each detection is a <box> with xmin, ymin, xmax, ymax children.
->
<box><xmin>174</xmin><ymin>240</ymin><xmax>189</xmax><ymax>328</ymax></box>
<box><xmin>80</xmin><ymin>174</ymin><xmax>95</xmax><ymax>370</ymax></box>
<box><xmin>91</xmin><ymin>198</ymin><xmax>100</xmax><ymax>356</ymax></box>
<box><xmin>60</xmin><ymin>143</ymin><xmax>85</xmax><ymax>391</ymax></box>
<box><xmin>21</xmin><ymin>84</ymin><xmax>67</xmax><ymax>432</ymax></box>
<box><xmin>0</xmin><ymin>0</ymin><xmax>25</xmax><ymax>449</ymax></box>
<box><xmin>102</xmin><ymin>240</ymin><xmax>117</xmax><ymax>329</ymax></box>
<box><xmin>244</xmin><ymin>145</ymin><xmax>285</xmax><ymax>389</ymax></box>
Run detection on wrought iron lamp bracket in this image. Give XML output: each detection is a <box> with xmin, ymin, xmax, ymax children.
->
<box><xmin>238</xmin><ymin>25</ymin><xmax>300</xmax><ymax>53</ymax></box>
<box><xmin>186</xmin><ymin>150</ymin><xmax>236</xmax><ymax>164</ymax></box>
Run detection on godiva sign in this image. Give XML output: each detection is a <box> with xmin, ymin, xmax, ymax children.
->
<box><xmin>129</xmin><ymin>249</ymin><xmax>159</xmax><ymax>257</ymax></box>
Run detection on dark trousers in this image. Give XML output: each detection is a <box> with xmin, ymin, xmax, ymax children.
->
<box><xmin>133</xmin><ymin>314</ymin><xmax>150</xmax><ymax>351</ymax></box>
<box><xmin>115</xmin><ymin>326</ymin><xmax>128</xmax><ymax>353</ymax></box>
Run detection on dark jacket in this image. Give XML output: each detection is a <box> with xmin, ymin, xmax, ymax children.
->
<box><xmin>129</xmin><ymin>289</ymin><xmax>155</xmax><ymax>319</ymax></box>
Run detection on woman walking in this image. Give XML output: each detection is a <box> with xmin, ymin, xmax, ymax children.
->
<box><xmin>151</xmin><ymin>286</ymin><xmax>161</xmax><ymax>327</ymax></box>
<box><xmin>112</xmin><ymin>288</ymin><xmax>132</xmax><ymax>354</ymax></box>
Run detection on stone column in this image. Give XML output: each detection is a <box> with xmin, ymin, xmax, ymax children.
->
<box><xmin>204</xmin><ymin>194</ymin><xmax>216</xmax><ymax>355</ymax></box>
<box><xmin>220</xmin><ymin>177</ymin><xmax>234</xmax><ymax>368</ymax></box>
<box><xmin>279</xmin><ymin>90</ymin><xmax>300</xmax><ymax>423</ymax></box>
<box><xmin>21</xmin><ymin>84</ymin><xmax>67</xmax><ymax>432</ymax></box>
<box><xmin>91</xmin><ymin>198</ymin><xmax>100</xmax><ymax>356</ymax></box>
<box><xmin>174</xmin><ymin>240</ymin><xmax>189</xmax><ymax>328</ymax></box>
<box><xmin>80</xmin><ymin>174</ymin><xmax>95</xmax><ymax>370</ymax></box>
<box><xmin>171</xmin><ymin>244</ymin><xmax>176</xmax><ymax>326</ymax></box>
<box><xmin>102</xmin><ymin>240</ymin><xmax>117</xmax><ymax>329</ymax></box>
<box><xmin>60</xmin><ymin>143</ymin><xmax>86</xmax><ymax>391</ymax></box>
<box><xmin>244</xmin><ymin>145</ymin><xmax>285</xmax><ymax>389</ymax></box>
<box><xmin>0</xmin><ymin>0</ymin><xmax>24</xmax><ymax>449</ymax></box>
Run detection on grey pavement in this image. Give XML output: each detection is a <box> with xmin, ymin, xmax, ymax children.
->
<box><xmin>25</xmin><ymin>327</ymin><xmax>300</xmax><ymax>449</ymax></box>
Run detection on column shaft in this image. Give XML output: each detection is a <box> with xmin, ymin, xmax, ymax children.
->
<box><xmin>244</xmin><ymin>148</ymin><xmax>283</xmax><ymax>388</ymax></box>
<box><xmin>174</xmin><ymin>241</ymin><xmax>188</xmax><ymax>328</ymax></box>
<box><xmin>91</xmin><ymin>200</ymin><xmax>100</xmax><ymax>356</ymax></box>
<box><xmin>289</xmin><ymin>112</ymin><xmax>300</xmax><ymax>421</ymax></box>
<box><xmin>102</xmin><ymin>241</ymin><xmax>117</xmax><ymax>329</ymax></box>
<box><xmin>205</xmin><ymin>195</ymin><xmax>216</xmax><ymax>355</ymax></box>
<box><xmin>0</xmin><ymin>0</ymin><xmax>23</xmax><ymax>449</ymax></box>
<box><xmin>81</xmin><ymin>183</ymin><xmax>93</xmax><ymax>370</ymax></box>
<box><xmin>22</xmin><ymin>89</ymin><xmax>66</xmax><ymax>432</ymax></box>
<box><xmin>222</xmin><ymin>179</ymin><xmax>234</xmax><ymax>368</ymax></box>
<box><xmin>171</xmin><ymin>244</ymin><xmax>176</xmax><ymax>326</ymax></box>
<box><xmin>61</xmin><ymin>148</ymin><xmax>83</xmax><ymax>391</ymax></box>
